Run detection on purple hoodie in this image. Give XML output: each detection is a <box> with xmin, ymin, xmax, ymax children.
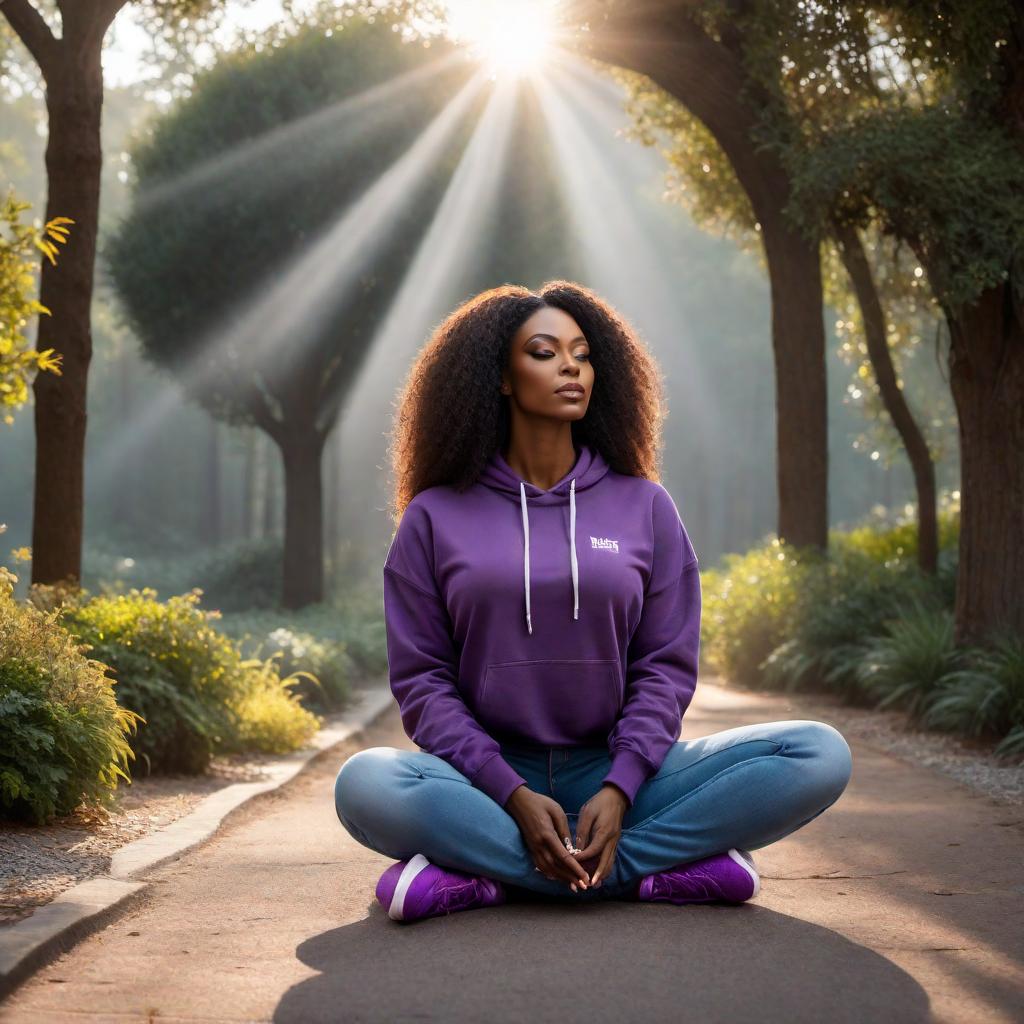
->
<box><xmin>382</xmin><ymin>442</ymin><xmax>701</xmax><ymax>809</ymax></box>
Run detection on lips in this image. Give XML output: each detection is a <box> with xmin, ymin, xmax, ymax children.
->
<box><xmin>556</xmin><ymin>385</ymin><xmax>585</xmax><ymax>395</ymax></box>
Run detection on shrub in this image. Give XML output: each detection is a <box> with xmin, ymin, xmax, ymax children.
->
<box><xmin>83</xmin><ymin>537</ymin><xmax>284</xmax><ymax>614</ymax></box>
<box><xmin>853</xmin><ymin>603</ymin><xmax>967</xmax><ymax>722</ymax></box>
<box><xmin>0</xmin><ymin>565</ymin><xmax>141</xmax><ymax>824</ymax></box>
<box><xmin>921</xmin><ymin>629</ymin><xmax>1024</xmax><ymax>761</ymax></box>
<box><xmin>220</xmin><ymin>655</ymin><xmax>322</xmax><ymax>754</ymax></box>
<box><xmin>192</xmin><ymin>538</ymin><xmax>283</xmax><ymax>612</ymax></box>
<box><xmin>700</xmin><ymin>538</ymin><xmax>822</xmax><ymax>689</ymax></box>
<box><xmin>59</xmin><ymin>587</ymin><xmax>320</xmax><ymax>774</ymax></box>
<box><xmin>218</xmin><ymin>583</ymin><xmax>389</xmax><ymax>711</ymax></box>
<box><xmin>761</xmin><ymin>548</ymin><xmax>945</xmax><ymax>702</ymax></box>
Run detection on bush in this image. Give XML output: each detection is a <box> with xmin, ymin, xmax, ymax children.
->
<box><xmin>192</xmin><ymin>538</ymin><xmax>283</xmax><ymax>612</ymax></box>
<box><xmin>0</xmin><ymin>565</ymin><xmax>141</xmax><ymax>824</ymax></box>
<box><xmin>701</xmin><ymin>500</ymin><xmax>1024</xmax><ymax>762</ymax></box>
<box><xmin>59</xmin><ymin>587</ymin><xmax>320</xmax><ymax>774</ymax></box>
<box><xmin>700</xmin><ymin>538</ymin><xmax>821</xmax><ymax>689</ymax></box>
<box><xmin>761</xmin><ymin>548</ymin><xmax>945</xmax><ymax>702</ymax></box>
<box><xmin>921</xmin><ymin>628</ymin><xmax>1024</xmax><ymax>760</ymax></box>
<box><xmin>83</xmin><ymin>536</ymin><xmax>283</xmax><ymax>614</ymax></box>
<box><xmin>853</xmin><ymin>603</ymin><xmax>966</xmax><ymax>721</ymax></box>
<box><xmin>217</xmin><ymin>582</ymin><xmax>389</xmax><ymax>711</ymax></box>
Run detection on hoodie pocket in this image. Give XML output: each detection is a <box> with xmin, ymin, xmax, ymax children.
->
<box><xmin>477</xmin><ymin>659</ymin><xmax>623</xmax><ymax>746</ymax></box>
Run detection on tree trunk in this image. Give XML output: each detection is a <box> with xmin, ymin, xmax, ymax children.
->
<box><xmin>835</xmin><ymin>222</ymin><xmax>938</xmax><ymax>574</ymax></box>
<box><xmin>30</xmin><ymin>50</ymin><xmax>104</xmax><ymax>586</ymax></box>
<box><xmin>242</xmin><ymin>428</ymin><xmax>257</xmax><ymax>539</ymax></box>
<box><xmin>203</xmin><ymin>416</ymin><xmax>221</xmax><ymax>546</ymax></box>
<box><xmin>947</xmin><ymin>284</ymin><xmax>1024</xmax><ymax>644</ymax></box>
<box><xmin>259</xmin><ymin>432</ymin><xmax>274</xmax><ymax>537</ymax></box>
<box><xmin>325</xmin><ymin>429</ymin><xmax>342</xmax><ymax>589</ymax></box>
<box><xmin>758</xmin><ymin>211</ymin><xmax>829</xmax><ymax>549</ymax></box>
<box><xmin>277</xmin><ymin>428</ymin><xmax>326</xmax><ymax>609</ymax></box>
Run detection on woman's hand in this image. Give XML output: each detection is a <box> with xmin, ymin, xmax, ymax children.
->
<box><xmin>571</xmin><ymin>784</ymin><xmax>629</xmax><ymax>888</ymax></box>
<box><xmin>505</xmin><ymin>786</ymin><xmax>593</xmax><ymax>891</ymax></box>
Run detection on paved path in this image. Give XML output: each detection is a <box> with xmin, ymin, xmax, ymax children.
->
<box><xmin>1</xmin><ymin>681</ymin><xmax>1022</xmax><ymax>1023</ymax></box>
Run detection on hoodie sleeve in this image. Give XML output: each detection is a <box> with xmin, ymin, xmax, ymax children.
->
<box><xmin>382</xmin><ymin>499</ymin><xmax>529</xmax><ymax>809</ymax></box>
<box><xmin>602</xmin><ymin>484</ymin><xmax>701</xmax><ymax>807</ymax></box>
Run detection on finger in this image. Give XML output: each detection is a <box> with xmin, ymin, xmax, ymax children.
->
<box><xmin>574</xmin><ymin>811</ymin><xmax>592</xmax><ymax>852</ymax></box>
<box><xmin>536</xmin><ymin>844</ymin><xmax>568</xmax><ymax>884</ymax></box>
<box><xmin>534</xmin><ymin>848</ymin><xmax>557</xmax><ymax>881</ymax></box>
<box><xmin>556</xmin><ymin>809</ymin><xmax>574</xmax><ymax>850</ymax></box>
<box><xmin>544</xmin><ymin>833</ymin><xmax>590</xmax><ymax>885</ymax></box>
<box><xmin>575</xmin><ymin>827</ymin><xmax>607</xmax><ymax>862</ymax></box>
<box><xmin>593</xmin><ymin>840</ymin><xmax>618</xmax><ymax>888</ymax></box>
<box><xmin>541</xmin><ymin>811</ymin><xmax>590</xmax><ymax>885</ymax></box>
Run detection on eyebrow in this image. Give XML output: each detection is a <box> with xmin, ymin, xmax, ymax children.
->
<box><xmin>524</xmin><ymin>333</ymin><xmax>588</xmax><ymax>346</ymax></box>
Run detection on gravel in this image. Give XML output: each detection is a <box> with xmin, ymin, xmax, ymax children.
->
<box><xmin>0</xmin><ymin>752</ymin><xmax>279</xmax><ymax>927</ymax></box>
<box><xmin>761</xmin><ymin>687</ymin><xmax>1024</xmax><ymax>807</ymax></box>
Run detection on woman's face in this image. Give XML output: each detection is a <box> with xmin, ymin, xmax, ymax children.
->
<box><xmin>501</xmin><ymin>306</ymin><xmax>594</xmax><ymax>421</ymax></box>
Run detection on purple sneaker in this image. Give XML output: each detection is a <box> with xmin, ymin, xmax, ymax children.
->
<box><xmin>637</xmin><ymin>848</ymin><xmax>761</xmax><ymax>905</ymax></box>
<box><xmin>375</xmin><ymin>853</ymin><xmax>506</xmax><ymax>923</ymax></box>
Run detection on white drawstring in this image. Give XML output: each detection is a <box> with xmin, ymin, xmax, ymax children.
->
<box><xmin>520</xmin><ymin>481</ymin><xmax>532</xmax><ymax>635</ymax></box>
<box><xmin>519</xmin><ymin>477</ymin><xmax>579</xmax><ymax>635</ymax></box>
<box><xmin>569</xmin><ymin>479</ymin><xmax>579</xmax><ymax>620</ymax></box>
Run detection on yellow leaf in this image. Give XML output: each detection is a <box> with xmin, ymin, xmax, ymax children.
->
<box><xmin>36</xmin><ymin>349</ymin><xmax>63</xmax><ymax>374</ymax></box>
<box><xmin>34</xmin><ymin>238</ymin><xmax>58</xmax><ymax>265</ymax></box>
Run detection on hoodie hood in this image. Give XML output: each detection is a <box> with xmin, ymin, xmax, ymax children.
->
<box><xmin>477</xmin><ymin>443</ymin><xmax>611</xmax><ymax>635</ymax></box>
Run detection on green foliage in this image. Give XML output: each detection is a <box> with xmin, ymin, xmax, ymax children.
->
<box><xmin>0</xmin><ymin>188</ymin><xmax>69</xmax><ymax>424</ymax></box>
<box><xmin>83</xmin><ymin>536</ymin><xmax>283</xmax><ymax>612</ymax></box>
<box><xmin>726</xmin><ymin>0</ymin><xmax>1024</xmax><ymax>313</ymax></box>
<box><xmin>922</xmin><ymin>629</ymin><xmax>1024</xmax><ymax>759</ymax></box>
<box><xmin>225</xmin><ymin>624</ymin><xmax>350</xmax><ymax>711</ymax></box>
<box><xmin>706</xmin><ymin>504</ymin><xmax>1024</xmax><ymax>762</ymax></box>
<box><xmin>217</xmin><ymin>583</ymin><xmax>389</xmax><ymax>711</ymax></box>
<box><xmin>0</xmin><ymin>546</ymin><xmax>141</xmax><ymax>824</ymax></box>
<box><xmin>192</xmin><ymin>538</ymin><xmax>283</xmax><ymax>612</ymax></box>
<box><xmin>786</xmin><ymin>106</ymin><xmax>1024</xmax><ymax>310</ymax></box>
<box><xmin>760</xmin><ymin>551</ymin><xmax>946</xmax><ymax>703</ymax></box>
<box><xmin>853</xmin><ymin>604</ymin><xmax>965</xmax><ymax>721</ymax></box>
<box><xmin>700</xmin><ymin>537</ymin><xmax>819</xmax><ymax>689</ymax></box>
<box><xmin>59</xmin><ymin>587</ymin><xmax>321</xmax><ymax>774</ymax></box>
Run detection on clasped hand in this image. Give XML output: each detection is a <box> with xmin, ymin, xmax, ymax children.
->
<box><xmin>506</xmin><ymin>783</ymin><xmax>628</xmax><ymax>892</ymax></box>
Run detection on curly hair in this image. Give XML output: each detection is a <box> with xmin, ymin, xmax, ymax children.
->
<box><xmin>386</xmin><ymin>280</ymin><xmax>668</xmax><ymax>523</ymax></box>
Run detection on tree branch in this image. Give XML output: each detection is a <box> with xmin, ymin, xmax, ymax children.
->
<box><xmin>59</xmin><ymin>0</ymin><xmax>130</xmax><ymax>51</ymax></box>
<box><xmin>0</xmin><ymin>0</ymin><xmax>59</xmax><ymax>73</ymax></box>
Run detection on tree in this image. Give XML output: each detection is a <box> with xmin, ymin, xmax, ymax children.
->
<box><xmin>0</xmin><ymin>0</ymin><xmax>229</xmax><ymax>588</ymax></box>
<box><xmin>105</xmin><ymin>16</ymin><xmax>482</xmax><ymax>607</ymax></box>
<box><xmin>607</xmin><ymin>55</ymin><xmax>944</xmax><ymax>575</ymax></box>
<box><xmin>565</xmin><ymin>0</ymin><xmax>832</xmax><ymax>552</ymax></box>
<box><xmin>754</xmin><ymin>1</ymin><xmax>1024</xmax><ymax>642</ymax></box>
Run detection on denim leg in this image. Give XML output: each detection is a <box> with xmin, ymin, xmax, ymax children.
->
<box><xmin>585</xmin><ymin>719</ymin><xmax>854</xmax><ymax>896</ymax></box>
<box><xmin>333</xmin><ymin>745</ymin><xmax>606</xmax><ymax>901</ymax></box>
<box><xmin>334</xmin><ymin>721</ymin><xmax>852</xmax><ymax>904</ymax></box>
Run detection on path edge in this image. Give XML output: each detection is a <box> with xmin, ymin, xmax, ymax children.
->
<box><xmin>0</xmin><ymin>680</ymin><xmax>395</xmax><ymax>1002</ymax></box>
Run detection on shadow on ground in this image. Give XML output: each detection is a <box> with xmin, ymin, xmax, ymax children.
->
<box><xmin>278</xmin><ymin>900</ymin><xmax>931</xmax><ymax>1023</ymax></box>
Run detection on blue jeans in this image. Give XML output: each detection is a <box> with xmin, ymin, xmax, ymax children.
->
<box><xmin>333</xmin><ymin>719</ymin><xmax>853</xmax><ymax>902</ymax></box>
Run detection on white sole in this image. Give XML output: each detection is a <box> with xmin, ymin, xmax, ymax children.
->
<box><xmin>727</xmin><ymin>848</ymin><xmax>761</xmax><ymax>899</ymax></box>
<box><xmin>388</xmin><ymin>853</ymin><xmax>432</xmax><ymax>921</ymax></box>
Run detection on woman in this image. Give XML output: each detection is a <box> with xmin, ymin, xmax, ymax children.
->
<box><xmin>334</xmin><ymin>281</ymin><xmax>853</xmax><ymax>924</ymax></box>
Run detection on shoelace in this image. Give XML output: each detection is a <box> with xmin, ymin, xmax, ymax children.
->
<box><xmin>441</xmin><ymin>877</ymin><xmax>490</xmax><ymax>914</ymax></box>
<box><xmin>652</xmin><ymin>865</ymin><xmax>720</xmax><ymax>902</ymax></box>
